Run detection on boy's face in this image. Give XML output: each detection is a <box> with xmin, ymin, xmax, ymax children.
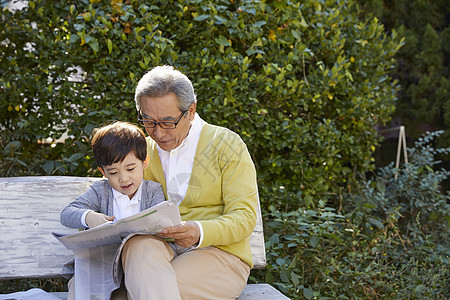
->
<box><xmin>99</xmin><ymin>152</ymin><xmax>149</xmax><ymax>199</ymax></box>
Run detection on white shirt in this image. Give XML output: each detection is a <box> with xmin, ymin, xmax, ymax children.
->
<box><xmin>156</xmin><ymin>113</ymin><xmax>205</xmax><ymax>246</ymax></box>
<box><xmin>157</xmin><ymin>113</ymin><xmax>205</xmax><ymax>204</ymax></box>
<box><xmin>81</xmin><ymin>181</ymin><xmax>143</xmax><ymax>227</ymax></box>
<box><xmin>112</xmin><ymin>181</ymin><xmax>143</xmax><ymax>220</ymax></box>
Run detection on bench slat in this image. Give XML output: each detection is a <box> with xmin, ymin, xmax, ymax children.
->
<box><xmin>49</xmin><ymin>284</ymin><xmax>289</xmax><ymax>300</ymax></box>
<box><xmin>0</xmin><ymin>177</ymin><xmax>97</xmax><ymax>279</ymax></box>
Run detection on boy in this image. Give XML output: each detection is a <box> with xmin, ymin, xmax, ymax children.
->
<box><xmin>60</xmin><ymin>121</ymin><xmax>166</xmax><ymax>299</ymax></box>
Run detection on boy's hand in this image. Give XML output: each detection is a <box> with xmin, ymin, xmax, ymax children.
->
<box><xmin>86</xmin><ymin>211</ymin><xmax>115</xmax><ymax>228</ymax></box>
<box><xmin>160</xmin><ymin>221</ymin><xmax>200</xmax><ymax>248</ymax></box>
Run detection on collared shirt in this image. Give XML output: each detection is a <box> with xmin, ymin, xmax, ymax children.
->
<box><xmin>112</xmin><ymin>181</ymin><xmax>143</xmax><ymax>221</ymax></box>
<box><xmin>156</xmin><ymin>112</ymin><xmax>205</xmax><ymax>204</ymax></box>
<box><xmin>81</xmin><ymin>181</ymin><xmax>144</xmax><ymax>227</ymax></box>
<box><xmin>156</xmin><ymin>112</ymin><xmax>205</xmax><ymax>247</ymax></box>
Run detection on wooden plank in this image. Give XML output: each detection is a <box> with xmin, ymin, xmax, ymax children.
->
<box><xmin>0</xmin><ymin>176</ymin><xmax>266</xmax><ymax>279</ymax></box>
<box><xmin>0</xmin><ymin>176</ymin><xmax>99</xmax><ymax>279</ymax></box>
<box><xmin>251</xmin><ymin>198</ymin><xmax>266</xmax><ymax>268</ymax></box>
<box><xmin>50</xmin><ymin>292</ymin><xmax>68</xmax><ymax>299</ymax></box>
<box><xmin>49</xmin><ymin>284</ymin><xmax>290</xmax><ymax>300</ymax></box>
<box><xmin>238</xmin><ymin>284</ymin><xmax>290</xmax><ymax>299</ymax></box>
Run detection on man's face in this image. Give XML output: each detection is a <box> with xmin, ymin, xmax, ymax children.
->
<box><xmin>99</xmin><ymin>152</ymin><xmax>148</xmax><ymax>199</ymax></box>
<box><xmin>139</xmin><ymin>93</ymin><xmax>195</xmax><ymax>151</ymax></box>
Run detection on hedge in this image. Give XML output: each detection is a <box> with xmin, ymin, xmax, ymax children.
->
<box><xmin>1</xmin><ymin>0</ymin><xmax>401</xmax><ymax>210</ymax></box>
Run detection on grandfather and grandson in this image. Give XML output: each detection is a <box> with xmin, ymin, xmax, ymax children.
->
<box><xmin>60</xmin><ymin>65</ymin><xmax>259</xmax><ymax>300</ymax></box>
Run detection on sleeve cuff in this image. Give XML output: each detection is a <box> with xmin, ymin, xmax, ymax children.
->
<box><xmin>81</xmin><ymin>210</ymin><xmax>93</xmax><ymax>228</ymax></box>
<box><xmin>193</xmin><ymin>221</ymin><xmax>204</xmax><ymax>249</ymax></box>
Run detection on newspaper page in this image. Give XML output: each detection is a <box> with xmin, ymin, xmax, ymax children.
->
<box><xmin>52</xmin><ymin>201</ymin><xmax>181</xmax><ymax>300</ymax></box>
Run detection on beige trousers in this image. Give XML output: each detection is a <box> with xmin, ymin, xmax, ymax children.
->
<box><xmin>122</xmin><ymin>235</ymin><xmax>250</xmax><ymax>300</ymax></box>
<box><xmin>68</xmin><ymin>236</ymin><xmax>250</xmax><ymax>300</ymax></box>
<box><xmin>67</xmin><ymin>276</ymin><xmax>128</xmax><ymax>300</ymax></box>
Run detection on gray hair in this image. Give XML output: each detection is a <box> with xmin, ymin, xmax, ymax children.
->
<box><xmin>134</xmin><ymin>65</ymin><xmax>197</xmax><ymax>112</ymax></box>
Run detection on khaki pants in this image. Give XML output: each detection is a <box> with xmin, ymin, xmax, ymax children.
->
<box><xmin>68</xmin><ymin>236</ymin><xmax>250</xmax><ymax>300</ymax></box>
<box><xmin>67</xmin><ymin>277</ymin><xmax>128</xmax><ymax>300</ymax></box>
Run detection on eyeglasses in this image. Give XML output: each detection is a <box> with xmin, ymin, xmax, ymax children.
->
<box><xmin>138</xmin><ymin>110</ymin><xmax>187</xmax><ymax>129</ymax></box>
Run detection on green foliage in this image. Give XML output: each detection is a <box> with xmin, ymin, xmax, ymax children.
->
<box><xmin>0</xmin><ymin>278</ymin><xmax>67</xmax><ymax>294</ymax></box>
<box><xmin>350</xmin><ymin>131</ymin><xmax>450</xmax><ymax>239</ymax></box>
<box><xmin>252</xmin><ymin>132</ymin><xmax>450</xmax><ymax>299</ymax></box>
<box><xmin>357</xmin><ymin>0</ymin><xmax>450</xmax><ymax>144</ymax></box>
<box><xmin>0</xmin><ymin>0</ymin><xmax>401</xmax><ymax>210</ymax></box>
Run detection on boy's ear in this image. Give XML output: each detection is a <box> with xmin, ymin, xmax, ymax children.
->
<box><xmin>143</xmin><ymin>155</ymin><xmax>150</xmax><ymax>169</ymax></box>
<box><xmin>98</xmin><ymin>167</ymin><xmax>106</xmax><ymax>177</ymax></box>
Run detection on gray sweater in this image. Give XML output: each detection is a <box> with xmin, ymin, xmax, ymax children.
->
<box><xmin>60</xmin><ymin>179</ymin><xmax>165</xmax><ymax>228</ymax></box>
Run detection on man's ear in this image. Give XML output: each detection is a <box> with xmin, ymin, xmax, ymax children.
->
<box><xmin>98</xmin><ymin>167</ymin><xmax>106</xmax><ymax>177</ymax></box>
<box><xmin>143</xmin><ymin>155</ymin><xmax>150</xmax><ymax>169</ymax></box>
<box><xmin>188</xmin><ymin>102</ymin><xmax>197</xmax><ymax>121</ymax></box>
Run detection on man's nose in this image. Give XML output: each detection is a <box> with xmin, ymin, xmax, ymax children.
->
<box><xmin>150</xmin><ymin>125</ymin><xmax>165</xmax><ymax>139</ymax></box>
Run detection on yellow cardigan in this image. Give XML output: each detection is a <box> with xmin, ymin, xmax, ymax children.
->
<box><xmin>143</xmin><ymin>123</ymin><xmax>258</xmax><ymax>267</ymax></box>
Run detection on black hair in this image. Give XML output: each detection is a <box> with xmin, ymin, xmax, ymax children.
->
<box><xmin>91</xmin><ymin>121</ymin><xmax>147</xmax><ymax>168</ymax></box>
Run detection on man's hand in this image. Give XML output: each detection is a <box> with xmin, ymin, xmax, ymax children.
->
<box><xmin>85</xmin><ymin>211</ymin><xmax>115</xmax><ymax>228</ymax></box>
<box><xmin>160</xmin><ymin>221</ymin><xmax>200</xmax><ymax>248</ymax></box>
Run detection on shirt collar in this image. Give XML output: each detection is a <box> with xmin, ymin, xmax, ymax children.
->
<box><xmin>112</xmin><ymin>180</ymin><xmax>143</xmax><ymax>202</ymax></box>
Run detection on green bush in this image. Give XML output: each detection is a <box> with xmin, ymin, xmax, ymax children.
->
<box><xmin>349</xmin><ymin>131</ymin><xmax>450</xmax><ymax>239</ymax></box>
<box><xmin>1</xmin><ymin>0</ymin><xmax>401</xmax><ymax>210</ymax></box>
<box><xmin>253</xmin><ymin>132</ymin><xmax>450</xmax><ymax>299</ymax></box>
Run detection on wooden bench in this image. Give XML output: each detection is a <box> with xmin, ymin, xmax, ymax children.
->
<box><xmin>0</xmin><ymin>176</ymin><xmax>289</xmax><ymax>299</ymax></box>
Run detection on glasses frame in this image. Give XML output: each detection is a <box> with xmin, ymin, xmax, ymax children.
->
<box><xmin>138</xmin><ymin>109</ymin><xmax>187</xmax><ymax>129</ymax></box>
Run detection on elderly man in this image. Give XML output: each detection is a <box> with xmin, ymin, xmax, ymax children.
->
<box><xmin>120</xmin><ymin>65</ymin><xmax>258</xmax><ymax>299</ymax></box>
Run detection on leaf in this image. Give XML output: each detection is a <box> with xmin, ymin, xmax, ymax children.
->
<box><xmin>84</xmin><ymin>34</ymin><xmax>93</xmax><ymax>44</ymax></box>
<box><xmin>425</xmin><ymin>165</ymin><xmax>434</xmax><ymax>173</ymax></box>
<box><xmin>265</xmin><ymin>270</ymin><xmax>274</xmax><ymax>284</ymax></box>
<box><xmin>303</xmin><ymin>287</ymin><xmax>314</xmax><ymax>299</ymax></box>
<box><xmin>246</xmin><ymin>48</ymin><xmax>265</xmax><ymax>56</ymax></box>
<box><xmin>68</xmin><ymin>153</ymin><xmax>84</xmax><ymax>162</ymax></box>
<box><xmin>15</xmin><ymin>159</ymin><xmax>28</xmax><ymax>167</ymax></box>
<box><xmin>309</xmin><ymin>236</ymin><xmax>320</xmax><ymax>248</ymax></box>
<box><xmin>280</xmin><ymin>269</ymin><xmax>289</xmax><ymax>282</ymax></box>
<box><xmin>414</xmin><ymin>284</ymin><xmax>424</xmax><ymax>293</ymax></box>
<box><xmin>291</xmin><ymin>29</ymin><xmax>301</xmax><ymax>40</ymax></box>
<box><xmin>194</xmin><ymin>14</ymin><xmax>209</xmax><ymax>21</ymax></box>
<box><xmin>107</xmin><ymin>39</ymin><xmax>112</xmax><ymax>55</ymax></box>
<box><xmin>214</xmin><ymin>15</ymin><xmax>227</xmax><ymax>24</ymax></box>
<box><xmin>215</xmin><ymin>35</ymin><xmax>230</xmax><ymax>47</ymax></box>
<box><xmin>303</xmin><ymin>195</ymin><xmax>313</xmax><ymax>206</ymax></box>
<box><xmin>368</xmin><ymin>217</ymin><xmax>384</xmax><ymax>229</ymax></box>
<box><xmin>291</xmin><ymin>271</ymin><xmax>300</xmax><ymax>287</ymax></box>
<box><xmin>4</xmin><ymin>141</ymin><xmax>21</xmax><ymax>154</ymax></box>
<box><xmin>84</xmin><ymin>124</ymin><xmax>95</xmax><ymax>135</ymax></box>
<box><xmin>276</xmin><ymin>258</ymin><xmax>285</xmax><ymax>266</ymax></box>
<box><xmin>324</xmin><ymin>233</ymin><xmax>343</xmax><ymax>244</ymax></box>
<box><xmin>41</xmin><ymin>161</ymin><xmax>55</xmax><ymax>175</ymax></box>
<box><xmin>89</xmin><ymin>40</ymin><xmax>99</xmax><ymax>53</ymax></box>
<box><xmin>253</xmin><ymin>21</ymin><xmax>266</xmax><ymax>27</ymax></box>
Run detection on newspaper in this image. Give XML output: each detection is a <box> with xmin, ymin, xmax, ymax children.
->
<box><xmin>52</xmin><ymin>201</ymin><xmax>181</xmax><ymax>300</ymax></box>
